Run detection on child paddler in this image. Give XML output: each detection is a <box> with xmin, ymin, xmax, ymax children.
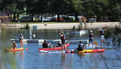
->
<box><xmin>19</xmin><ymin>33</ymin><xmax>24</xmax><ymax>48</ymax></box>
<box><xmin>12</xmin><ymin>41</ymin><xmax>17</xmax><ymax>49</ymax></box>
<box><xmin>77</xmin><ymin>41</ymin><xmax>85</xmax><ymax>51</ymax></box>
<box><xmin>20</xmin><ymin>38</ymin><xmax>24</xmax><ymax>48</ymax></box>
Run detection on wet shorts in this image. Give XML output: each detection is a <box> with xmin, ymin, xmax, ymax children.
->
<box><xmin>89</xmin><ymin>39</ymin><xmax>93</xmax><ymax>43</ymax></box>
<box><xmin>100</xmin><ymin>35</ymin><xmax>105</xmax><ymax>40</ymax></box>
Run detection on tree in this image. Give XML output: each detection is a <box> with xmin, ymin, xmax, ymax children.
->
<box><xmin>0</xmin><ymin>0</ymin><xmax>25</xmax><ymax>21</ymax></box>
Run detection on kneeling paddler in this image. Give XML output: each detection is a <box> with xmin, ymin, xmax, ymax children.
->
<box><xmin>77</xmin><ymin>41</ymin><xmax>85</xmax><ymax>51</ymax></box>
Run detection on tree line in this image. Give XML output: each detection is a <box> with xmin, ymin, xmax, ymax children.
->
<box><xmin>0</xmin><ymin>0</ymin><xmax>121</xmax><ymax>22</ymax></box>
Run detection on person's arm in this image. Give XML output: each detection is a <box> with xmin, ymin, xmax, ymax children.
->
<box><xmin>48</xmin><ymin>42</ymin><xmax>51</xmax><ymax>47</ymax></box>
<box><xmin>15</xmin><ymin>43</ymin><xmax>18</xmax><ymax>47</ymax></box>
<box><xmin>82</xmin><ymin>44</ymin><xmax>85</xmax><ymax>49</ymax></box>
<box><xmin>20</xmin><ymin>40</ymin><xmax>23</xmax><ymax>48</ymax></box>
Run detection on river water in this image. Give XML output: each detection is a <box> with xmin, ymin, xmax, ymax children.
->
<box><xmin>0</xmin><ymin>28</ymin><xmax>121</xmax><ymax>69</ymax></box>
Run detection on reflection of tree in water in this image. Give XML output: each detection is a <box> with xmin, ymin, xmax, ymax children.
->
<box><xmin>104</xmin><ymin>27</ymin><xmax>121</xmax><ymax>47</ymax></box>
<box><xmin>0</xmin><ymin>28</ymin><xmax>17</xmax><ymax>69</ymax></box>
<box><xmin>113</xmin><ymin>27</ymin><xmax>121</xmax><ymax>46</ymax></box>
<box><xmin>105</xmin><ymin>30</ymin><xmax>112</xmax><ymax>39</ymax></box>
<box><xmin>114</xmin><ymin>26</ymin><xmax>121</xmax><ymax>35</ymax></box>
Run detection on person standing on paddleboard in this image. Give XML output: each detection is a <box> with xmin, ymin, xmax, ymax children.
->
<box><xmin>99</xmin><ymin>28</ymin><xmax>105</xmax><ymax>47</ymax></box>
<box><xmin>60</xmin><ymin>32</ymin><xmax>65</xmax><ymax>45</ymax></box>
<box><xmin>88</xmin><ymin>30</ymin><xmax>94</xmax><ymax>47</ymax></box>
<box><xmin>60</xmin><ymin>32</ymin><xmax>66</xmax><ymax>49</ymax></box>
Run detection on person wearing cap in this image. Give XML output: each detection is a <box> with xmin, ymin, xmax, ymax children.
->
<box><xmin>88</xmin><ymin>30</ymin><xmax>94</xmax><ymax>47</ymax></box>
<box><xmin>60</xmin><ymin>32</ymin><xmax>65</xmax><ymax>45</ymax></box>
<box><xmin>12</xmin><ymin>41</ymin><xmax>17</xmax><ymax>49</ymax></box>
<box><xmin>98</xmin><ymin>28</ymin><xmax>105</xmax><ymax>47</ymax></box>
<box><xmin>42</xmin><ymin>40</ymin><xmax>51</xmax><ymax>48</ymax></box>
<box><xmin>77</xmin><ymin>41</ymin><xmax>85</xmax><ymax>51</ymax></box>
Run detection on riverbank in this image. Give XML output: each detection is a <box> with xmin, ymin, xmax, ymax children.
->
<box><xmin>0</xmin><ymin>22</ymin><xmax>120</xmax><ymax>29</ymax></box>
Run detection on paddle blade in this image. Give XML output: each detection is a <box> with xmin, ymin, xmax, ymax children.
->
<box><xmin>94</xmin><ymin>41</ymin><xmax>98</xmax><ymax>46</ymax></box>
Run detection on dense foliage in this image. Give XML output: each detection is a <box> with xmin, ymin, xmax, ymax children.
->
<box><xmin>0</xmin><ymin>0</ymin><xmax>121</xmax><ymax>21</ymax></box>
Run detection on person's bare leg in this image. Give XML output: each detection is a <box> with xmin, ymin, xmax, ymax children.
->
<box><xmin>101</xmin><ymin>40</ymin><xmax>102</xmax><ymax>47</ymax></box>
<box><xmin>103</xmin><ymin>40</ymin><xmax>105</xmax><ymax>47</ymax></box>
<box><xmin>92</xmin><ymin>42</ymin><xmax>93</xmax><ymax>47</ymax></box>
<box><xmin>88</xmin><ymin>42</ymin><xmax>90</xmax><ymax>47</ymax></box>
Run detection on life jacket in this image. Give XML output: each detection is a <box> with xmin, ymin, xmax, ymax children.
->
<box><xmin>89</xmin><ymin>33</ymin><xmax>93</xmax><ymax>39</ymax></box>
<box><xmin>100</xmin><ymin>30</ymin><xmax>104</xmax><ymax>35</ymax></box>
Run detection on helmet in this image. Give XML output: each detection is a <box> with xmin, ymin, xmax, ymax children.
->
<box><xmin>13</xmin><ymin>41</ymin><xmax>15</xmax><ymax>43</ymax></box>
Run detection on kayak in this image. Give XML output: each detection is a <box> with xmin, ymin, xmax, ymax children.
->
<box><xmin>66</xmin><ymin>49</ymin><xmax>105</xmax><ymax>53</ymax></box>
<box><xmin>6</xmin><ymin>48</ymin><xmax>28</xmax><ymax>51</ymax></box>
<box><xmin>39</xmin><ymin>42</ymin><xmax>70</xmax><ymax>51</ymax></box>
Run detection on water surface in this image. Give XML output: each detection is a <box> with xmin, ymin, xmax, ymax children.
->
<box><xmin>0</xmin><ymin>28</ymin><xmax>121</xmax><ymax>69</ymax></box>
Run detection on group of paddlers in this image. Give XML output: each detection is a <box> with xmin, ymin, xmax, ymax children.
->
<box><xmin>42</xmin><ymin>32</ymin><xmax>65</xmax><ymax>48</ymax></box>
<box><xmin>11</xmin><ymin>27</ymin><xmax>106</xmax><ymax>52</ymax></box>
<box><xmin>12</xmin><ymin>33</ymin><xmax>24</xmax><ymax>49</ymax></box>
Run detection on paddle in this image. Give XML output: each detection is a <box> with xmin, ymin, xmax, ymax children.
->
<box><xmin>23</xmin><ymin>47</ymin><xmax>25</xmax><ymax>50</ymax></box>
<box><xmin>94</xmin><ymin>41</ymin><xmax>98</xmax><ymax>46</ymax></box>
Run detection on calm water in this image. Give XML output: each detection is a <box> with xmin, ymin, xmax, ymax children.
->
<box><xmin>0</xmin><ymin>28</ymin><xmax>121</xmax><ymax>69</ymax></box>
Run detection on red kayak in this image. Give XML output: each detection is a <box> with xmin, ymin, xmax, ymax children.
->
<box><xmin>39</xmin><ymin>42</ymin><xmax>70</xmax><ymax>51</ymax></box>
<box><xmin>66</xmin><ymin>49</ymin><xmax>105</xmax><ymax>53</ymax></box>
<box><xmin>6</xmin><ymin>48</ymin><xmax>28</xmax><ymax>52</ymax></box>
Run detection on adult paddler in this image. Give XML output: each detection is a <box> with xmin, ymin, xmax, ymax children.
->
<box><xmin>60</xmin><ymin>32</ymin><xmax>66</xmax><ymax>49</ymax></box>
<box><xmin>99</xmin><ymin>28</ymin><xmax>105</xmax><ymax>47</ymax></box>
<box><xmin>88</xmin><ymin>30</ymin><xmax>94</xmax><ymax>47</ymax></box>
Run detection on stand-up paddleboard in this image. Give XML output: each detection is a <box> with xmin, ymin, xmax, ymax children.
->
<box><xmin>39</xmin><ymin>49</ymin><xmax>105</xmax><ymax>54</ymax></box>
<box><xmin>86</xmin><ymin>45</ymin><xmax>117</xmax><ymax>49</ymax></box>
